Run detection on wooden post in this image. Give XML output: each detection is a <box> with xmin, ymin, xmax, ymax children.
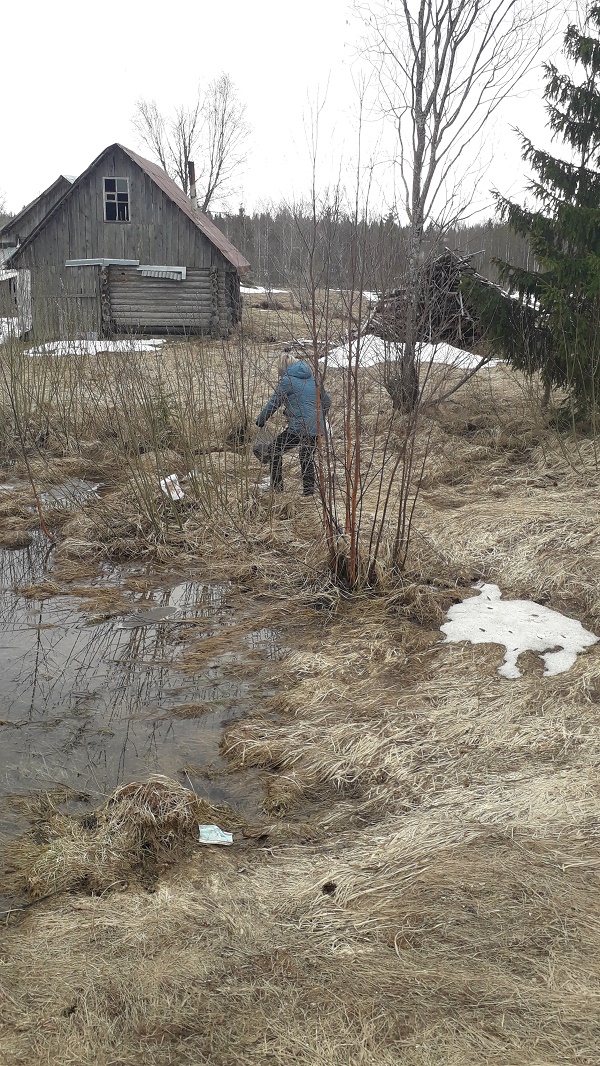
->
<box><xmin>210</xmin><ymin>266</ymin><xmax>220</xmax><ymax>337</ymax></box>
<box><xmin>100</xmin><ymin>267</ymin><xmax>112</xmax><ymax>337</ymax></box>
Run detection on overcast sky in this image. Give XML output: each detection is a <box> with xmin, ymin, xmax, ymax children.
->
<box><xmin>1</xmin><ymin>0</ymin><xmax>572</xmax><ymax>222</ymax></box>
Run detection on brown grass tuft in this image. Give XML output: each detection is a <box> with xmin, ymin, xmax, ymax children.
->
<box><xmin>4</xmin><ymin>776</ymin><xmax>241</xmax><ymax>902</ymax></box>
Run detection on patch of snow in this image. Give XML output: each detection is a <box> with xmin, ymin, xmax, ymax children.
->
<box><xmin>441</xmin><ymin>583</ymin><xmax>598</xmax><ymax>679</ymax></box>
<box><xmin>325</xmin><ymin>334</ymin><xmax>388</xmax><ymax>367</ymax></box>
<box><xmin>325</xmin><ymin>335</ymin><xmax>498</xmax><ymax>370</ymax></box>
<box><xmin>240</xmin><ymin>286</ymin><xmax>289</xmax><ymax>295</ymax></box>
<box><xmin>328</xmin><ymin>288</ymin><xmax>380</xmax><ymax>302</ymax></box>
<box><xmin>25</xmin><ymin>338</ymin><xmax>166</xmax><ymax>357</ymax></box>
<box><xmin>419</xmin><ymin>341</ymin><xmax>499</xmax><ymax>370</ymax></box>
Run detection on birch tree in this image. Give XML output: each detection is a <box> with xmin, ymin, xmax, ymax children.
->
<box><xmin>358</xmin><ymin>0</ymin><xmax>560</xmax><ymax>409</ymax></box>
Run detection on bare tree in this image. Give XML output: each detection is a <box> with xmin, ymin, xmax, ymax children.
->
<box><xmin>131</xmin><ymin>100</ymin><xmax>170</xmax><ymax>175</ymax></box>
<box><xmin>198</xmin><ymin>75</ymin><xmax>249</xmax><ymax>212</ymax></box>
<box><xmin>0</xmin><ymin>190</ymin><xmax>11</xmax><ymax>229</ymax></box>
<box><xmin>132</xmin><ymin>74</ymin><xmax>249</xmax><ymax>211</ymax></box>
<box><xmin>357</xmin><ymin>0</ymin><xmax>560</xmax><ymax>409</ymax></box>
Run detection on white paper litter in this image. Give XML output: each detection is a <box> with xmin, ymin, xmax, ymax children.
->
<box><xmin>25</xmin><ymin>338</ymin><xmax>166</xmax><ymax>357</ymax></box>
<box><xmin>441</xmin><ymin>583</ymin><xmax>598</xmax><ymax>679</ymax></box>
<box><xmin>325</xmin><ymin>334</ymin><xmax>498</xmax><ymax>370</ymax></box>
<box><xmin>198</xmin><ymin>824</ymin><xmax>233</xmax><ymax>845</ymax></box>
<box><xmin>160</xmin><ymin>474</ymin><xmax>184</xmax><ymax>501</ymax></box>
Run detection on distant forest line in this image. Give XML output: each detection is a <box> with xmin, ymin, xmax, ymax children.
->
<box><xmin>212</xmin><ymin>210</ymin><xmax>535</xmax><ymax>291</ymax></box>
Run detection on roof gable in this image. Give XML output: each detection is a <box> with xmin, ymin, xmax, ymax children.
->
<box><xmin>0</xmin><ymin>174</ymin><xmax>74</xmax><ymax>245</ymax></box>
<box><xmin>7</xmin><ymin>144</ymin><xmax>249</xmax><ymax>274</ymax></box>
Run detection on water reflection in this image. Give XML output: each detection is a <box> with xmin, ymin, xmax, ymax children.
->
<box><xmin>0</xmin><ymin>538</ymin><xmax>256</xmax><ymax>817</ymax></box>
<box><xmin>39</xmin><ymin>478</ymin><xmax>102</xmax><ymax>511</ymax></box>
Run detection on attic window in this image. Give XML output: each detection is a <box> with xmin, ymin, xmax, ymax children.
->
<box><xmin>104</xmin><ymin>178</ymin><xmax>129</xmax><ymax>222</ymax></box>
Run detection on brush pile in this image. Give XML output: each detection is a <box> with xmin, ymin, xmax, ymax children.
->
<box><xmin>364</xmin><ymin>248</ymin><xmax>524</xmax><ymax>353</ymax></box>
<box><xmin>364</xmin><ymin>249</ymin><xmax>481</xmax><ymax>349</ymax></box>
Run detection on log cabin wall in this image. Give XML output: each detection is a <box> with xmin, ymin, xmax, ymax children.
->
<box><xmin>108</xmin><ymin>266</ymin><xmax>239</xmax><ymax>334</ymax></box>
<box><xmin>11</xmin><ymin>145</ymin><xmax>244</xmax><ymax>338</ymax></box>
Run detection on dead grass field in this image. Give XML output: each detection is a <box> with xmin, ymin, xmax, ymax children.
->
<box><xmin>1</xmin><ymin>304</ymin><xmax>599</xmax><ymax>1065</ymax></box>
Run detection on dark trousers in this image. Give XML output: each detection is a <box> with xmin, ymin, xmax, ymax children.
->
<box><xmin>270</xmin><ymin>430</ymin><xmax>317</xmax><ymax>494</ymax></box>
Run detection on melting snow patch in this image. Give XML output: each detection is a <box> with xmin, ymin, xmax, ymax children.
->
<box><xmin>240</xmin><ymin>286</ymin><xmax>288</xmax><ymax>295</ymax></box>
<box><xmin>328</xmin><ymin>288</ymin><xmax>380</xmax><ymax>302</ymax></box>
<box><xmin>326</xmin><ymin>334</ymin><xmax>388</xmax><ymax>367</ymax></box>
<box><xmin>25</xmin><ymin>338</ymin><xmax>166</xmax><ymax>357</ymax></box>
<box><xmin>325</xmin><ymin>335</ymin><xmax>498</xmax><ymax>370</ymax></box>
<box><xmin>441</xmin><ymin>583</ymin><xmax>598</xmax><ymax>679</ymax></box>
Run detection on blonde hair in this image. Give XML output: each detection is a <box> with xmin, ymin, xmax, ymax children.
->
<box><xmin>278</xmin><ymin>352</ymin><xmax>294</xmax><ymax>376</ymax></box>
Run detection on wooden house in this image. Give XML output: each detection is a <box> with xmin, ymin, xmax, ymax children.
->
<box><xmin>6</xmin><ymin>144</ymin><xmax>250</xmax><ymax>339</ymax></box>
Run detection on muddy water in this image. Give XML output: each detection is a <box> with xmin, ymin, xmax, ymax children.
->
<box><xmin>0</xmin><ymin>534</ymin><xmax>273</xmax><ymax>839</ymax></box>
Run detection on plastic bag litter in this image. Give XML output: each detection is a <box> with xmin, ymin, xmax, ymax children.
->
<box><xmin>198</xmin><ymin>824</ymin><xmax>233</xmax><ymax>846</ymax></box>
<box><xmin>252</xmin><ymin>425</ymin><xmax>275</xmax><ymax>465</ymax></box>
<box><xmin>160</xmin><ymin>474</ymin><xmax>185</xmax><ymax>501</ymax></box>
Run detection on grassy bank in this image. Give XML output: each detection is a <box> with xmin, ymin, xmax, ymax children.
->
<box><xmin>1</xmin><ymin>302</ymin><xmax>599</xmax><ymax>1065</ymax></box>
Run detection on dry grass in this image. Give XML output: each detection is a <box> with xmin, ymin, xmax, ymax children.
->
<box><xmin>1</xmin><ymin>319</ymin><xmax>600</xmax><ymax>1064</ymax></box>
<box><xmin>3</xmin><ymin>777</ymin><xmax>242</xmax><ymax>903</ymax></box>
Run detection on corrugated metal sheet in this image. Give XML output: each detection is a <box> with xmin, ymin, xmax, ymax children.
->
<box><xmin>138</xmin><ymin>265</ymin><xmax>186</xmax><ymax>281</ymax></box>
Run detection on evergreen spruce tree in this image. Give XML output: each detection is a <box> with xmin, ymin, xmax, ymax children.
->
<box><xmin>469</xmin><ymin>5</ymin><xmax>600</xmax><ymax>411</ymax></box>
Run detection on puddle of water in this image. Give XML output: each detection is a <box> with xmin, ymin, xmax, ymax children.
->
<box><xmin>246</xmin><ymin>627</ymin><xmax>286</xmax><ymax>661</ymax></box>
<box><xmin>0</xmin><ymin>477</ymin><xmax>102</xmax><ymax>511</ymax></box>
<box><xmin>0</xmin><ymin>537</ymin><xmax>265</xmax><ymax>842</ymax></box>
<box><xmin>118</xmin><ymin>580</ymin><xmax>231</xmax><ymax>629</ymax></box>
<box><xmin>39</xmin><ymin>478</ymin><xmax>101</xmax><ymax>511</ymax></box>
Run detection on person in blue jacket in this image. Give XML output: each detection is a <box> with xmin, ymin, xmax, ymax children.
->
<box><xmin>255</xmin><ymin>355</ymin><xmax>331</xmax><ymax>495</ymax></box>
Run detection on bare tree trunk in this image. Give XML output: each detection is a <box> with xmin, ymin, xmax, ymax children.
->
<box><xmin>359</xmin><ymin>0</ymin><xmax>559</xmax><ymax>410</ymax></box>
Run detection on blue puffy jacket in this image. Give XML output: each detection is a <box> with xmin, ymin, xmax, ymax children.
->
<box><xmin>256</xmin><ymin>360</ymin><xmax>331</xmax><ymax>436</ymax></box>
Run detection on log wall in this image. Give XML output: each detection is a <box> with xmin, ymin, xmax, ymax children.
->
<box><xmin>108</xmin><ymin>266</ymin><xmax>237</xmax><ymax>334</ymax></box>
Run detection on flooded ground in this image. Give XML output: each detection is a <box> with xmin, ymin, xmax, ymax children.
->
<box><xmin>0</xmin><ymin>534</ymin><xmax>276</xmax><ymax>849</ymax></box>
